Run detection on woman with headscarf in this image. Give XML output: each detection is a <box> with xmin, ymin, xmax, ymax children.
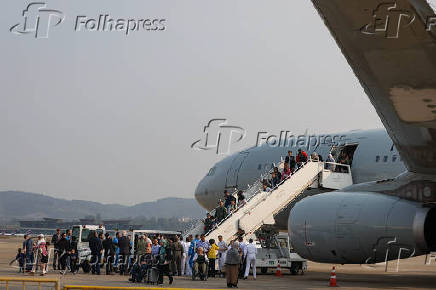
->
<box><xmin>35</xmin><ymin>234</ymin><xmax>48</xmax><ymax>275</ymax></box>
<box><xmin>225</xmin><ymin>241</ymin><xmax>241</xmax><ymax>288</ymax></box>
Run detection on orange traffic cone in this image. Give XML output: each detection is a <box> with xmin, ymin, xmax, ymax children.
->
<box><xmin>275</xmin><ymin>263</ymin><xmax>283</xmax><ymax>277</ymax></box>
<box><xmin>329</xmin><ymin>266</ymin><xmax>337</xmax><ymax>287</ymax></box>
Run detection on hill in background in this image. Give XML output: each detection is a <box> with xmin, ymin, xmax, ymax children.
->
<box><xmin>0</xmin><ymin>191</ymin><xmax>205</xmax><ymax>220</ymax></box>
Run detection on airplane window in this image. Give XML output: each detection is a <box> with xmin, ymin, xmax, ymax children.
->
<box><xmin>383</xmin><ymin>156</ymin><xmax>388</xmax><ymax>162</ymax></box>
<box><xmin>207</xmin><ymin>167</ymin><xmax>216</xmax><ymax>176</ymax></box>
<box><xmin>392</xmin><ymin>155</ymin><xmax>397</xmax><ymax>162</ymax></box>
<box><xmin>257</xmin><ymin>164</ymin><xmax>262</xmax><ymax>170</ymax></box>
<box><xmin>375</xmin><ymin>156</ymin><xmax>380</xmax><ymax>162</ymax></box>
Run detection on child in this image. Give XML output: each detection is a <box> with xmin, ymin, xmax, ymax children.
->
<box><xmin>70</xmin><ymin>249</ymin><xmax>79</xmax><ymax>274</ymax></box>
<box><xmin>208</xmin><ymin>239</ymin><xmax>219</xmax><ymax>278</ymax></box>
<box><xmin>9</xmin><ymin>248</ymin><xmax>25</xmax><ymax>273</ymax></box>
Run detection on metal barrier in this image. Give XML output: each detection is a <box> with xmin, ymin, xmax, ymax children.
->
<box><xmin>63</xmin><ymin>286</ymin><xmax>224</xmax><ymax>290</ymax></box>
<box><xmin>0</xmin><ymin>277</ymin><xmax>60</xmax><ymax>290</ymax></box>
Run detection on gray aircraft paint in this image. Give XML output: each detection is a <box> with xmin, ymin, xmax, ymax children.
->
<box><xmin>195</xmin><ymin>128</ymin><xmax>406</xmax><ymax>211</ymax></box>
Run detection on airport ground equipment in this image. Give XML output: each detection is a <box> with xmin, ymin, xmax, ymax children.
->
<box><xmin>329</xmin><ymin>266</ymin><xmax>337</xmax><ymax>287</ymax></box>
<box><xmin>71</xmin><ymin>224</ymin><xmax>106</xmax><ymax>273</ymax></box>
<box><xmin>187</xmin><ymin>160</ymin><xmax>353</xmax><ymax>243</ymax></box>
<box><xmin>256</xmin><ymin>232</ymin><xmax>307</xmax><ymax>275</ymax></box>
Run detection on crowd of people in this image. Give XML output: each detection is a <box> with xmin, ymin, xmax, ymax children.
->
<box><xmin>11</xmin><ymin>229</ymin><xmax>181</xmax><ymax>285</ymax></box>
<box><xmin>11</xmin><ymin>229</ymin><xmax>260</xmax><ymax>288</ymax></box>
<box><xmin>130</xmin><ymin>233</ymin><xmax>259</xmax><ymax>288</ymax></box>
<box><xmin>10</xmin><ymin>229</ymin><xmax>80</xmax><ymax>276</ymax></box>
<box><xmin>182</xmin><ymin>234</ymin><xmax>257</xmax><ymax>288</ymax></box>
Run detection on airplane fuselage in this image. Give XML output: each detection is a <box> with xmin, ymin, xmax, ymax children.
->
<box><xmin>195</xmin><ymin>128</ymin><xmax>406</xmax><ymax>213</ymax></box>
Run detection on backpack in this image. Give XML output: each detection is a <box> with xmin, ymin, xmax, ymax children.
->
<box><xmin>196</xmin><ymin>254</ymin><xmax>206</xmax><ymax>264</ymax></box>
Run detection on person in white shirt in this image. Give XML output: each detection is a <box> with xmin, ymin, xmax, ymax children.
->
<box><xmin>180</xmin><ymin>238</ymin><xmax>186</xmax><ymax>275</ymax></box>
<box><xmin>192</xmin><ymin>247</ymin><xmax>209</xmax><ymax>278</ymax></box>
<box><xmin>244</xmin><ymin>239</ymin><xmax>257</xmax><ymax>280</ymax></box>
<box><xmin>217</xmin><ymin>235</ymin><xmax>228</xmax><ymax>277</ymax></box>
<box><xmin>181</xmin><ymin>236</ymin><xmax>192</xmax><ymax>276</ymax></box>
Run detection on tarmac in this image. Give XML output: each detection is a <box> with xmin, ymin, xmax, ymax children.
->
<box><xmin>1</xmin><ymin>236</ymin><xmax>436</xmax><ymax>289</ymax></box>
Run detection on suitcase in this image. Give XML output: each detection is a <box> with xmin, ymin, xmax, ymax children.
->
<box><xmin>146</xmin><ymin>267</ymin><xmax>159</xmax><ymax>284</ymax></box>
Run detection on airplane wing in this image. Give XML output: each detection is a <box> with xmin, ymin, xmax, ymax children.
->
<box><xmin>310</xmin><ymin>0</ymin><xmax>436</xmax><ymax>174</ymax></box>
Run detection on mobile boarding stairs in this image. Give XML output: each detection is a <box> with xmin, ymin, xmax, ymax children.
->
<box><xmin>189</xmin><ymin>160</ymin><xmax>353</xmax><ymax>243</ymax></box>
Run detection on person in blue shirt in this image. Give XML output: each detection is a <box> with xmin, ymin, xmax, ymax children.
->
<box><xmin>113</xmin><ymin>232</ymin><xmax>120</xmax><ymax>268</ymax></box>
<box><xmin>188</xmin><ymin>235</ymin><xmax>200</xmax><ymax>269</ymax></box>
<box><xmin>196</xmin><ymin>235</ymin><xmax>210</xmax><ymax>254</ymax></box>
<box><xmin>23</xmin><ymin>235</ymin><xmax>34</xmax><ymax>272</ymax></box>
<box><xmin>151</xmin><ymin>239</ymin><xmax>161</xmax><ymax>262</ymax></box>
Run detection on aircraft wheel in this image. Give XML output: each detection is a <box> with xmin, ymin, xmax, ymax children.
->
<box><xmin>290</xmin><ymin>262</ymin><xmax>301</xmax><ymax>275</ymax></box>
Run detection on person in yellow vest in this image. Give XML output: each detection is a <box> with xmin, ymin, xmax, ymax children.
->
<box><xmin>208</xmin><ymin>239</ymin><xmax>219</xmax><ymax>278</ymax></box>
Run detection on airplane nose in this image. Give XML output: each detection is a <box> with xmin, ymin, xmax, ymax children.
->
<box><xmin>194</xmin><ymin>177</ymin><xmax>209</xmax><ymax>209</ymax></box>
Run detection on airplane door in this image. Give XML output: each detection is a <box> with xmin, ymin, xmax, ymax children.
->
<box><xmin>225</xmin><ymin>152</ymin><xmax>249</xmax><ymax>188</ymax></box>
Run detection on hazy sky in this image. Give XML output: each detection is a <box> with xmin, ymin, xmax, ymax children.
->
<box><xmin>0</xmin><ymin>0</ymin><xmax>383</xmax><ymax>204</ymax></box>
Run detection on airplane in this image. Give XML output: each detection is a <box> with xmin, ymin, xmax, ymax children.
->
<box><xmin>195</xmin><ymin>0</ymin><xmax>436</xmax><ymax>265</ymax></box>
<box><xmin>195</xmin><ymin>128</ymin><xmax>406</xmax><ymax>229</ymax></box>
<box><xmin>288</xmin><ymin>0</ymin><xmax>436</xmax><ymax>264</ymax></box>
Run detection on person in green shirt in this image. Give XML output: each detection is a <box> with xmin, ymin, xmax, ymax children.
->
<box><xmin>136</xmin><ymin>235</ymin><xmax>147</xmax><ymax>259</ymax></box>
<box><xmin>215</xmin><ymin>201</ymin><xmax>227</xmax><ymax>224</ymax></box>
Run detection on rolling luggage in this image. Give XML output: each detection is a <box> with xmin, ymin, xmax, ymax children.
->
<box><xmin>146</xmin><ymin>267</ymin><xmax>159</xmax><ymax>284</ymax></box>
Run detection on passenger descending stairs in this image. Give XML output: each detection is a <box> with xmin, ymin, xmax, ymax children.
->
<box><xmin>191</xmin><ymin>161</ymin><xmax>353</xmax><ymax>242</ymax></box>
<box><xmin>203</xmin><ymin>162</ymin><xmax>325</xmax><ymax>243</ymax></box>
<box><xmin>187</xmin><ymin>161</ymin><xmax>353</xmax><ymax>243</ymax></box>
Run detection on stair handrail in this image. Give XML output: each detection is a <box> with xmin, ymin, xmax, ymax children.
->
<box><xmin>204</xmin><ymin>158</ymin><xmax>316</xmax><ymax>236</ymax></box>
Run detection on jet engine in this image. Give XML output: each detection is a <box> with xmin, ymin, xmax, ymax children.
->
<box><xmin>288</xmin><ymin>191</ymin><xmax>436</xmax><ymax>264</ymax></box>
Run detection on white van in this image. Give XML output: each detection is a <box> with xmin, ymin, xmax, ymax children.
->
<box><xmin>71</xmin><ymin>224</ymin><xmax>105</xmax><ymax>273</ymax></box>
